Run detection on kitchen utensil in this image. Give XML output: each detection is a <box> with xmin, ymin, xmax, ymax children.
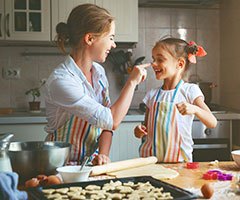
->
<box><xmin>0</xmin><ymin>108</ymin><xmax>13</xmax><ymax>115</ymax></box>
<box><xmin>0</xmin><ymin>133</ymin><xmax>14</xmax><ymax>172</ymax></box>
<box><xmin>231</xmin><ymin>150</ymin><xmax>240</xmax><ymax>167</ymax></box>
<box><xmin>8</xmin><ymin>141</ymin><xmax>71</xmax><ymax>182</ymax></box>
<box><xmin>27</xmin><ymin>176</ymin><xmax>196</xmax><ymax>200</ymax></box>
<box><xmin>189</xmin><ymin>74</ymin><xmax>217</xmax><ymax>104</ymax></box>
<box><xmin>80</xmin><ymin>141</ymin><xmax>99</xmax><ymax>171</ymax></box>
<box><xmin>133</xmin><ymin>56</ymin><xmax>145</xmax><ymax>66</ymax></box>
<box><xmin>91</xmin><ymin>156</ymin><xmax>157</xmax><ymax>176</ymax></box>
<box><xmin>108</xmin><ymin>50</ymin><xmax>130</xmax><ymax>74</ymax></box>
<box><xmin>56</xmin><ymin>165</ymin><xmax>92</xmax><ymax>183</ymax></box>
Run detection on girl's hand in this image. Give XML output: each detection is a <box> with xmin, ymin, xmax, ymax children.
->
<box><xmin>92</xmin><ymin>154</ymin><xmax>111</xmax><ymax>165</ymax></box>
<box><xmin>128</xmin><ymin>63</ymin><xmax>151</xmax><ymax>85</ymax></box>
<box><xmin>176</xmin><ymin>102</ymin><xmax>197</xmax><ymax>115</ymax></box>
<box><xmin>134</xmin><ymin>125</ymin><xmax>148</xmax><ymax>138</ymax></box>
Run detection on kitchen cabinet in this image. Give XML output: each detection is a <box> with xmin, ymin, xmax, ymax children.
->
<box><xmin>109</xmin><ymin>121</ymin><xmax>141</xmax><ymax>162</ymax></box>
<box><xmin>0</xmin><ymin>0</ymin><xmax>50</xmax><ymax>41</ymax></box>
<box><xmin>0</xmin><ymin>123</ymin><xmax>47</xmax><ymax>142</ymax></box>
<box><xmin>51</xmin><ymin>0</ymin><xmax>95</xmax><ymax>41</ymax></box>
<box><xmin>96</xmin><ymin>0</ymin><xmax>138</xmax><ymax>42</ymax></box>
<box><xmin>51</xmin><ymin>0</ymin><xmax>138</xmax><ymax>42</ymax></box>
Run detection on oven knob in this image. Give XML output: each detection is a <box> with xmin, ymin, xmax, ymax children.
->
<box><xmin>204</xmin><ymin>128</ymin><xmax>212</xmax><ymax>136</ymax></box>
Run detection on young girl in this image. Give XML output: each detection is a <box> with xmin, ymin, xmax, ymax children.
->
<box><xmin>134</xmin><ymin>38</ymin><xmax>217</xmax><ymax>162</ymax></box>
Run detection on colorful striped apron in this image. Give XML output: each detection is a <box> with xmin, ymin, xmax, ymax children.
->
<box><xmin>139</xmin><ymin>80</ymin><xmax>188</xmax><ymax>162</ymax></box>
<box><xmin>45</xmin><ymin>80</ymin><xmax>111</xmax><ymax>163</ymax></box>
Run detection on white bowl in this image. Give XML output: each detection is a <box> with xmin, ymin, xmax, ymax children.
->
<box><xmin>231</xmin><ymin>150</ymin><xmax>240</xmax><ymax>167</ymax></box>
<box><xmin>56</xmin><ymin>165</ymin><xmax>92</xmax><ymax>183</ymax></box>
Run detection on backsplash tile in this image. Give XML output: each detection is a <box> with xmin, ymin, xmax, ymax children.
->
<box><xmin>0</xmin><ymin>7</ymin><xmax>220</xmax><ymax>109</ymax></box>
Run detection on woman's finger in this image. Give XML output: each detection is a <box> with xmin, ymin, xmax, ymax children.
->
<box><xmin>137</xmin><ymin>63</ymin><xmax>151</xmax><ymax>69</ymax></box>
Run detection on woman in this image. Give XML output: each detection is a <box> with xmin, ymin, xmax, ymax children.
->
<box><xmin>44</xmin><ymin>4</ymin><xmax>150</xmax><ymax>165</ymax></box>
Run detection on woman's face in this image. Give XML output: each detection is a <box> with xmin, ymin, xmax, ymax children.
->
<box><xmin>90</xmin><ymin>21</ymin><xmax>116</xmax><ymax>63</ymax></box>
<box><xmin>152</xmin><ymin>46</ymin><xmax>179</xmax><ymax>80</ymax></box>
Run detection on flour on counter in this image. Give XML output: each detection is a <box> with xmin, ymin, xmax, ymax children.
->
<box><xmin>186</xmin><ymin>181</ymin><xmax>240</xmax><ymax>200</ymax></box>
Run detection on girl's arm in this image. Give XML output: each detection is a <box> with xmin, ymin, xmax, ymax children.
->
<box><xmin>143</xmin><ymin>108</ymin><xmax>149</xmax><ymax>126</ymax></box>
<box><xmin>176</xmin><ymin>96</ymin><xmax>217</xmax><ymax>128</ymax></box>
<box><xmin>193</xmin><ymin>96</ymin><xmax>217</xmax><ymax>128</ymax></box>
<box><xmin>134</xmin><ymin>108</ymin><xmax>149</xmax><ymax>138</ymax></box>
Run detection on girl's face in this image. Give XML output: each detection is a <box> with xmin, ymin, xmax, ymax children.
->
<box><xmin>90</xmin><ymin>21</ymin><xmax>116</xmax><ymax>63</ymax></box>
<box><xmin>152</xmin><ymin>46</ymin><xmax>179</xmax><ymax>80</ymax></box>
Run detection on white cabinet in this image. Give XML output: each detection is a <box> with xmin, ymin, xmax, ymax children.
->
<box><xmin>96</xmin><ymin>0</ymin><xmax>138</xmax><ymax>42</ymax></box>
<box><xmin>0</xmin><ymin>124</ymin><xmax>47</xmax><ymax>142</ymax></box>
<box><xmin>109</xmin><ymin>121</ymin><xmax>142</xmax><ymax>162</ymax></box>
<box><xmin>0</xmin><ymin>0</ymin><xmax>50</xmax><ymax>41</ymax></box>
<box><xmin>51</xmin><ymin>0</ymin><xmax>95</xmax><ymax>41</ymax></box>
<box><xmin>51</xmin><ymin>0</ymin><xmax>138</xmax><ymax>42</ymax></box>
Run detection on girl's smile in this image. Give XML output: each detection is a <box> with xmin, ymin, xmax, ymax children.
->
<box><xmin>152</xmin><ymin>65</ymin><xmax>164</xmax><ymax>76</ymax></box>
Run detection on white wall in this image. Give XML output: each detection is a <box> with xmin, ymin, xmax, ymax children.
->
<box><xmin>220</xmin><ymin>0</ymin><xmax>240</xmax><ymax>110</ymax></box>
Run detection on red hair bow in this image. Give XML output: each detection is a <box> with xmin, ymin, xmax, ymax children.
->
<box><xmin>188</xmin><ymin>41</ymin><xmax>207</xmax><ymax>64</ymax></box>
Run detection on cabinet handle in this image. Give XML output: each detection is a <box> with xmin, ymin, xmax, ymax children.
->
<box><xmin>5</xmin><ymin>13</ymin><xmax>10</xmax><ymax>37</ymax></box>
<box><xmin>0</xmin><ymin>13</ymin><xmax>2</xmax><ymax>37</ymax></box>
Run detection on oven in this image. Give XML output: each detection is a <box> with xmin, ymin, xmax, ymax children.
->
<box><xmin>192</xmin><ymin>119</ymin><xmax>231</xmax><ymax>162</ymax></box>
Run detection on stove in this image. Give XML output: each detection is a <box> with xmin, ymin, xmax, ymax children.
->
<box><xmin>192</xmin><ymin>103</ymin><xmax>231</xmax><ymax>162</ymax></box>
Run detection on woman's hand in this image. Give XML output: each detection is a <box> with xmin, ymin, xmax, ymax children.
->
<box><xmin>134</xmin><ymin>124</ymin><xmax>148</xmax><ymax>138</ymax></box>
<box><xmin>128</xmin><ymin>63</ymin><xmax>151</xmax><ymax>85</ymax></box>
<box><xmin>92</xmin><ymin>154</ymin><xmax>111</xmax><ymax>165</ymax></box>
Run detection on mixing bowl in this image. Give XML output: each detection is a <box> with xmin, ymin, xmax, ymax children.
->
<box><xmin>56</xmin><ymin>165</ymin><xmax>92</xmax><ymax>183</ymax></box>
<box><xmin>231</xmin><ymin>150</ymin><xmax>240</xmax><ymax>167</ymax></box>
<box><xmin>8</xmin><ymin>141</ymin><xmax>71</xmax><ymax>182</ymax></box>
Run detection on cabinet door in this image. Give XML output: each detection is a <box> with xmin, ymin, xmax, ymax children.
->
<box><xmin>109</xmin><ymin>122</ymin><xmax>141</xmax><ymax>162</ymax></box>
<box><xmin>0</xmin><ymin>124</ymin><xmax>47</xmax><ymax>142</ymax></box>
<box><xmin>0</xmin><ymin>0</ymin><xmax>4</xmax><ymax>39</ymax></box>
<box><xmin>51</xmin><ymin>0</ymin><xmax>95</xmax><ymax>41</ymax></box>
<box><xmin>4</xmin><ymin>0</ymin><xmax>50</xmax><ymax>41</ymax></box>
<box><xmin>96</xmin><ymin>0</ymin><xmax>138</xmax><ymax>42</ymax></box>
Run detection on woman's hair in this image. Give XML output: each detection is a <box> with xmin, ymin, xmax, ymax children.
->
<box><xmin>55</xmin><ymin>4</ymin><xmax>114</xmax><ymax>54</ymax></box>
<box><xmin>153</xmin><ymin>37</ymin><xmax>198</xmax><ymax>75</ymax></box>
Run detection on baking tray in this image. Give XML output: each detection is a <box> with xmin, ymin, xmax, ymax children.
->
<box><xmin>27</xmin><ymin>176</ymin><xmax>197</xmax><ymax>200</ymax></box>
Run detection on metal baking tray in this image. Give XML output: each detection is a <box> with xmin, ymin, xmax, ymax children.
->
<box><xmin>28</xmin><ymin>176</ymin><xmax>197</xmax><ymax>200</ymax></box>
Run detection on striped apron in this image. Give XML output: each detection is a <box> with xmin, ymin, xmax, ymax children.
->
<box><xmin>139</xmin><ymin>80</ymin><xmax>188</xmax><ymax>162</ymax></box>
<box><xmin>45</xmin><ymin>80</ymin><xmax>111</xmax><ymax>163</ymax></box>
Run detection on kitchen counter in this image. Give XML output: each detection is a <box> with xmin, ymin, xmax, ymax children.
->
<box><xmin>92</xmin><ymin>161</ymin><xmax>240</xmax><ymax>199</ymax></box>
<box><xmin>1</xmin><ymin>109</ymin><xmax>240</xmax><ymax>124</ymax></box>
<box><xmin>162</xmin><ymin>161</ymin><xmax>240</xmax><ymax>199</ymax></box>
<box><xmin>22</xmin><ymin>161</ymin><xmax>240</xmax><ymax>199</ymax></box>
<box><xmin>162</xmin><ymin>161</ymin><xmax>239</xmax><ymax>187</ymax></box>
<box><xmin>0</xmin><ymin>109</ymin><xmax>145</xmax><ymax>124</ymax></box>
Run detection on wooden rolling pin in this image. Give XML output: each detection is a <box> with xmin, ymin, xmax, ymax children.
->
<box><xmin>91</xmin><ymin>156</ymin><xmax>157</xmax><ymax>176</ymax></box>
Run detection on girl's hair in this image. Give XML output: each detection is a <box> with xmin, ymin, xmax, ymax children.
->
<box><xmin>55</xmin><ymin>4</ymin><xmax>114</xmax><ymax>54</ymax></box>
<box><xmin>153</xmin><ymin>37</ymin><xmax>198</xmax><ymax>74</ymax></box>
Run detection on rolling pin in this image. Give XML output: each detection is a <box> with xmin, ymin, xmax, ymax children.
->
<box><xmin>90</xmin><ymin>156</ymin><xmax>157</xmax><ymax>176</ymax></box>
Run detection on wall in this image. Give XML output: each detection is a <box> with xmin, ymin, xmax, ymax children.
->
<box><xmin>220</xmin><ymin>0</ymin><xmax>240</xmax><ymax>110</ymax></box>
<box><xmin>0</xmin><ymin>7</ymin><xmax>220</xmax><ymax>110</ymax></box>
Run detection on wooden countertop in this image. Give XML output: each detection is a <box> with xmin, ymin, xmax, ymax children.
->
<box><xmin>89</xmin><ymin>161</ymin><xmax>240</xmax><ymax>199</ymax></box>
<box><xmin>20</xmin><ymin>161</ymin><xmax>240</xmax><ymax>199</ymax></box>
<box><xmin>161</xmin><ymin>161</ymin><xmax>239</xmax><ymax>188</ymax></box>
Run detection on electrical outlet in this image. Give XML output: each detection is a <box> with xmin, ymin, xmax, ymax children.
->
<box><xmin>2</xmin><ymin>67</ymin><xmax>21</xmax><ymax>79</ymax></box>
